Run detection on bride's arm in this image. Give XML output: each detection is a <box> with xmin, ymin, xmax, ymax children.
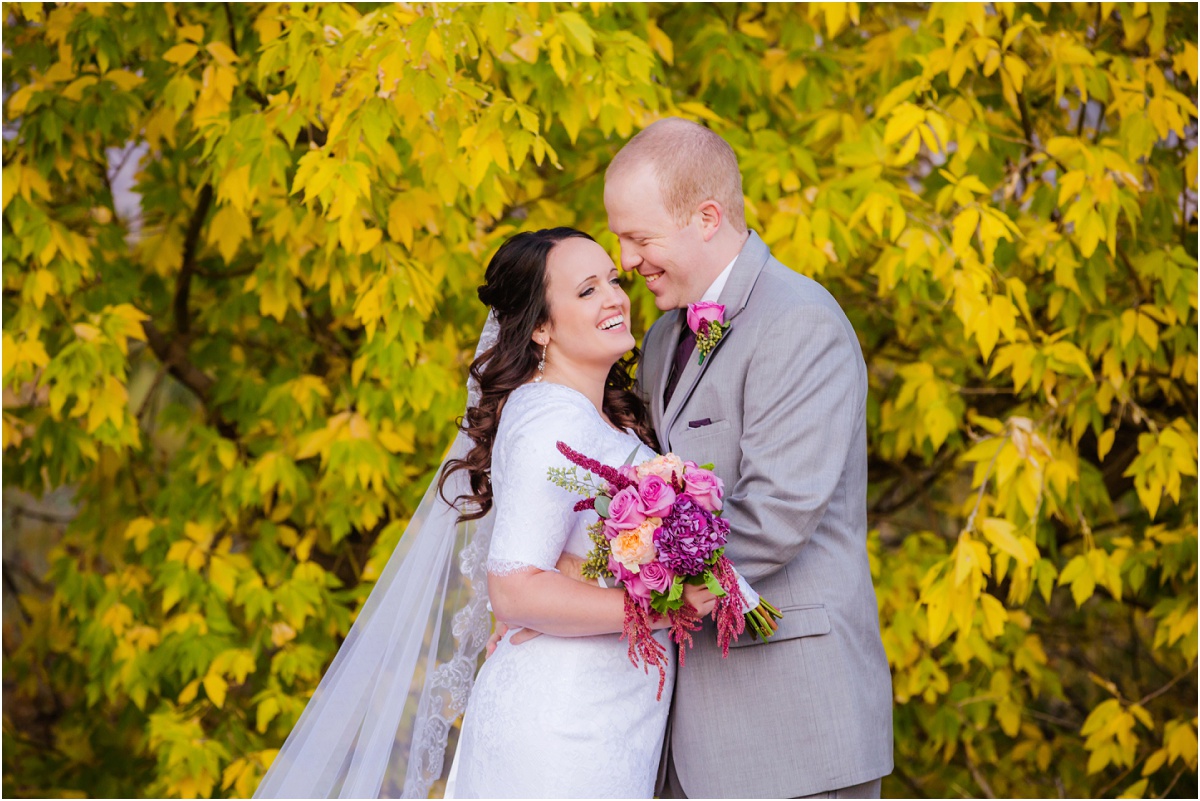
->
<box><xmin>488</xmin><ymin>568</ymin><xmax>645</xmax><ymax>636</ymax></box>
<box><xmin>485</xmin><ymin>396</ymin><xmax>715</xmax><ymax>637</ymax></box>
<box><xmin>489</xmin><ymin>568</ymin><xmax>716</xmax><ymax>637</ymax></box>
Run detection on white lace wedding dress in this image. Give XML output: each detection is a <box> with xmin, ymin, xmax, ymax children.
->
<box><xmin>449</xmin><ymin>382</ymin><xmax>675</xmax><ymax>799</ymax></box>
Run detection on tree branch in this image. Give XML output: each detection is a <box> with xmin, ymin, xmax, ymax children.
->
<box><xmin>870</xmin><ymin>451</ymin><xmax>956</xmax><ymax>516</ymax></box>
<box><xmin>224</xmin><ymin>2</ymin><xmax>238</xmax><ymax>55</ymax></box>
<box><xmin>1114</xmin><ymin>245</ymin><xmax>1149</xmax><ymax>304</ymax></box>
<box><xmin>138</xmin><ymin>321</ymin><xmax>238</xmax><ymax>440</ymax></box>
<box><xmin>999</xmin><ymin>16</ymin><xmax>1036</xmax><ymax>190</ymax></box>
<box><xmin>194</xmin><ymin>262</ymin><xmax>257</xmax><ymax>280</ymax></box>
<box><xmin>8</xmin><ymin>506</ymin><xmax>74</xmax><ymax>525</ymax></box>
<box><xmin>1138</xmin><ymin>668</ymin><xmax>1194</xmax><ymax>706</ymax></box>
<box><xmin>1</xmin><ymin>565</ymin><xmax>33</xmax><ymax>625</ymax></box>
<box><xmin>139</xmin><ymin>320</ymin><xmax>213</xmax><ymax>402</ymax></box>
<box><xmin>965</xmin><ymin>751</ymin><xmax>997</xmax><ymax>799</ymax></box>
<box><xmin>174</xmin><ymin>183</ymin><xmax>213</xmax><ymax>337</ymax></box>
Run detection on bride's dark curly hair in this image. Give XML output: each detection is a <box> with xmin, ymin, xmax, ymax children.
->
<box><xmin>438</xmin><ymin>227</ymin><xmax>656</xmax><ymax>522</ymax></box>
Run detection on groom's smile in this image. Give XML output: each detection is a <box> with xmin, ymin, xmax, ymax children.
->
<box><xmin>604</xmin><ymin>161</ymin><xmax>734</xmax><ymax>312</ymax></box>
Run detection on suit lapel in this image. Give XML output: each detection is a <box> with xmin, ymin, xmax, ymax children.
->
<box><xmin>651</xmin><ymin>309</ymin><xmax>683</xmax><ymax>452</ymax></box>
<box><xmin>662</xmin><ymin>231</ymin><xmax>772</xmax><ymax>442</ymax></box>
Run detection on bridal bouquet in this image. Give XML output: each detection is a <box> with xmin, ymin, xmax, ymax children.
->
<box><xmin>549</xmin><ymin>443</ymin><xmax>782</xmax><ymax>699</ymax></box>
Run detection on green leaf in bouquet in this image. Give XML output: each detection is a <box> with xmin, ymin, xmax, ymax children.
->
<box><xmin>667</xmin><ymin>574</ymin><xmax>685</xmax><ymax>603</ymax></box>
<box><xmin>703</xmin><ymin>569</ymin><xmax>728</xmax><ymax>597</ymax></box>
<box><xmin>594</xmin><ymin>494</ymin><xmax>611</xmax><ymax>518</ymax></box>
<box><xmin>700</xmin><ymin>462</ymin><xmax>715</xmax><ymax>470</ymax></box>
<box><xmin>651</xmin><ymin>592</ymin><xmax>678</xmax><ymax>616</ymax></box>
<box><xmin>624</xmin><ymin>446</ymin><xmax>642</xmax><ymax>465</ymax></box>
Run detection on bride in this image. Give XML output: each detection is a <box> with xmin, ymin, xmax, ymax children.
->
<box><xmin>254</xmin><ymin>228</ymin><xmax>715</xmax><ymax>799</ymax></box>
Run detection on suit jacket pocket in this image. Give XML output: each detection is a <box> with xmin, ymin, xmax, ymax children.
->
<box><xmin>728</xmin><ymin>603</ymin><xmax>830</xmax><ymax>649</ymax></box>
<box><xmin>672</xmin><ymin>418</ymin><xmax>732</xmax><ymax>441</ymax></box>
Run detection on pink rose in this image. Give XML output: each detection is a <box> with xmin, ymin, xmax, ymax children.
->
<box><xmin>639</xmin><ymin>561</ymin><xmax>675</xmax><ymax>594</ymax></box>
<box><xmin>622</xmin><ymin>571</ymin><xmax>652</xmax><ymax>604</ymax></box>
<box><xmin>687</xmin><ymin>301</ymin><xmax>725</xmax><ymax>334</ymax></box>
<box><xmin>617</xmin><ymin>464</ymin><xmax>639</xmax><ymax>484</ymax></box>
<box><xmin>603</xmin><ymin>519</ymin><xmax>621</xmax><ymax>541</ymax></box>
<box><xmin>606</xmin><ymin>486</ymin><xmax>646</xmax><ymax>531</ymax></box>
<box><xmin>609</xmin><ymin>557</ymin><xmax>637</xmax><ymax>584</ymax></box>
<box><xmin>683</xmin><ymin>466</ymin><xmax>724</xmax><ymax>512</ymax></box>
<box><xmin>637</xmin><ymin>475</ymin><xmax>676</xmax><ymax>517</ymax></box>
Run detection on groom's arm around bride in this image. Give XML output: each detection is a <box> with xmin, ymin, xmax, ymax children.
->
<box><xmin>605</xmin><ymin>118</ymin><xmax>894</xmax><ymax>799</ymax></box>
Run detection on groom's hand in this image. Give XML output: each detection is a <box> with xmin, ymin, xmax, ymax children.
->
<box><xmin>485</xmin><ymin>622</ymin><xmax>542</xmax><ymax>658</ymax></box>
<box><xmin>485</xmin><ymin>622</ymin><xmax>508</xmax><ymax>658</ymax></box>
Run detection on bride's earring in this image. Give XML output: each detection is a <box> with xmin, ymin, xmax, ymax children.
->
<box><xmin>534</xmin><ymin>341</ymin><xmax>547</xmax><ymax>382</ymax></box>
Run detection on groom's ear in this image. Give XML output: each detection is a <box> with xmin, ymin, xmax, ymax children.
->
<box><xmin>697</xmin><ymin>199</ymin><xmax>723</xmax><ymax>242</ymax></box>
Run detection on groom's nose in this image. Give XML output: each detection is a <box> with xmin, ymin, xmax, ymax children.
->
<box><xmin>619</xmin><ymin>247</ymin><xmax>642</xmax><ymax>273</ymax></box>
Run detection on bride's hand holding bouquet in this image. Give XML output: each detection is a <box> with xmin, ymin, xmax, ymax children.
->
<box><xmin>550</xmin><ymin>443</ymin><xmax>782</xmax><ymax>699</ymax></box>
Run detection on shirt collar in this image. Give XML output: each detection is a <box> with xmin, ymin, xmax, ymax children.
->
<box><xmin>699</xmin><ymin>254</ymin><xmax>738</xmax><ymax>305</ymax></box>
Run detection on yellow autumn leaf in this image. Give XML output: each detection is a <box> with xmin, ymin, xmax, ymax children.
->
<box><xmin>1136</xmin><ymin>311</ymin><xmax>1159</xmax><ymax>352</ymax></box>
<box><xmin>256</xmin><ymin>697</ymin><xmax>280</xmax><ymax>733</ymax></box>
<box><xmin>103</xmin><ymin>69</ymin><xmax>144</xmax><ymax>91</ymax></box>
<box><xmin>951</xmin><ymin>207</ymin><xmax>979</xmax><ymax>255</ymax></box>
<box><xmin>178</xmin><ymin>678</ymin><xmax>201</xmax><ymax>704</ymax></box>
<box><xmin>163</xmin><ymin>43</ymin><xmax>199</xmax><ymax>65</ymax></box>
<box><xmin>203</xmin><ymin>674</ymin><xmax>227</xmax><ymax>708</ymax></box>
<box><xmin>207</xmin><ymin>205</ymin><xmax>250</xmax><ymax>262</ymax></box>
<box><xmin>205</xmin><ymin>41</ymin><xmax>240</xmax><ymax>67</ymax></box>
<box><xmin>884</xmin><ymin>103</ymin><xmax>926</xmax><ymax>146</ymax></box>
<box><xmin>981</xmin><ymin>518</ymin><xmax>1034</xmax><ymax>565</ymax></box>
<box><xmin>647</xmin><ymin>20</ymin><xmax>674</xmax><ymax>64</ymax></box>
<box><xmin>6</xmin><ymin>83</ymin><xmax>38</xmax><ymax>118</ymax></box>
<box><xmin>178</xmin><ymin>22</ymin><xmax>205</xmax><ymax>42</ymax></box>
<box><xmin>980</xmin><ymin>593</ymin><xmax>1008</xmax><ymax>638</ymax></box>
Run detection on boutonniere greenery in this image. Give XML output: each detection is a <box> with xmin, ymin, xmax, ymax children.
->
<box><xmin>687</xmin><ymin>302</ymin><xmax>730</xmax><ymax>366</ymax></box>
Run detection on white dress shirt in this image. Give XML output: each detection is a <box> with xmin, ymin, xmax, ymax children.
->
<box><xmin>699</xmin><ymin>253</ymin><xmax>738</xmax><ymax>305</ymax></box>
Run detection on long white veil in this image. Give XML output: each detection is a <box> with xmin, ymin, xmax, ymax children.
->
<box><xmin>254</xmin><ymin>314</ymin><xmax>499</xmax><ymax>799</ymax></box>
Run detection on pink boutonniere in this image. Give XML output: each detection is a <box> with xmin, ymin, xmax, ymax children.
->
<box><xmin>687</xmin><ymin>301</ymin><xmax>730</xmax><ymax>365</ymax></box>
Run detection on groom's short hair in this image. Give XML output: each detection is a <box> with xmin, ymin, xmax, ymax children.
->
<box><xmin>607</xmin><ymin>117</ymin><xmax>747</xmax><ymax>233</ymax></box>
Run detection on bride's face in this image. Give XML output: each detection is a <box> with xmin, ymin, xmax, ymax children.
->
<box><xmin>539</xmin><ymin>237</ymin><xmax>635</xmax><ymax>371</ymax></box>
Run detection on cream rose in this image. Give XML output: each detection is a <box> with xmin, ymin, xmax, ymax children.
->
<box><xmin>634</xmin><ymin>453</ymin><xmax>685</xmax><ymax>484</ymax></box>
<box><xmin>610</xmin><ymin>517</ymin><xmax>660</xmax><ymax>573</ymax></box>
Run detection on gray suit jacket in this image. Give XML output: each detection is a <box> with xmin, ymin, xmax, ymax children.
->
<box><xmin>642</xmin><ymin>232</ymin><xmax>893</xmax><ymax>798</ymax></box>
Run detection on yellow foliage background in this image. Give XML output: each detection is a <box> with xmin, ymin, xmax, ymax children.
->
<box><xmin>2</xmin><ymin>3</ymin><xmax>1196</xmax><ymax>798</ymax></box>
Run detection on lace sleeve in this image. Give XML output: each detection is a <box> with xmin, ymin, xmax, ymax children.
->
<box><xmin>486</xmin><ymin>391</ymin><xmax>582</xmax><ymax>576</ymax></box>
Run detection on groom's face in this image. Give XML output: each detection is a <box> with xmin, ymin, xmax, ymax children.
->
<box><xmin>604</xmin><ymin>163</ymin><xmax>707</xmax><ymax>312</ymax></box>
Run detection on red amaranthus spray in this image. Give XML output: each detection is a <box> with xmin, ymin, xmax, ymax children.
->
<box><xmin>547</xmin><ymin>441</ymin><xmax>784</xmax><ymax>693</ymax></box>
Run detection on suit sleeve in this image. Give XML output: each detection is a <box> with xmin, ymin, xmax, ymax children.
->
<box><xmin>723</xmin><ymin>304</ymin><xmax>864</xmax><ymax>583</ymax></box>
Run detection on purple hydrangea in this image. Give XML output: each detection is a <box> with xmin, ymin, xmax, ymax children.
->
<box><xmin>654</xmin><ymin>495</ymin><xmax>729</xmax><ymax>576</ymax></box>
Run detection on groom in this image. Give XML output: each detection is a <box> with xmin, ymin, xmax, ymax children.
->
<box><xmin>605</xmin><ymin>118</ymin><xmax>893</xmax><ymax>799</ymax></box>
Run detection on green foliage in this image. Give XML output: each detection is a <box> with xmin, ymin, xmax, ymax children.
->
<box><xmin>579</xmin><ymin>520</ymin><xmax>612</xmax><ymax>582</ymax></box>
<box><xmin>2</xmin><ymin>2</ymin><xmax>1196</xmax><ymax>798</ymax></box>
